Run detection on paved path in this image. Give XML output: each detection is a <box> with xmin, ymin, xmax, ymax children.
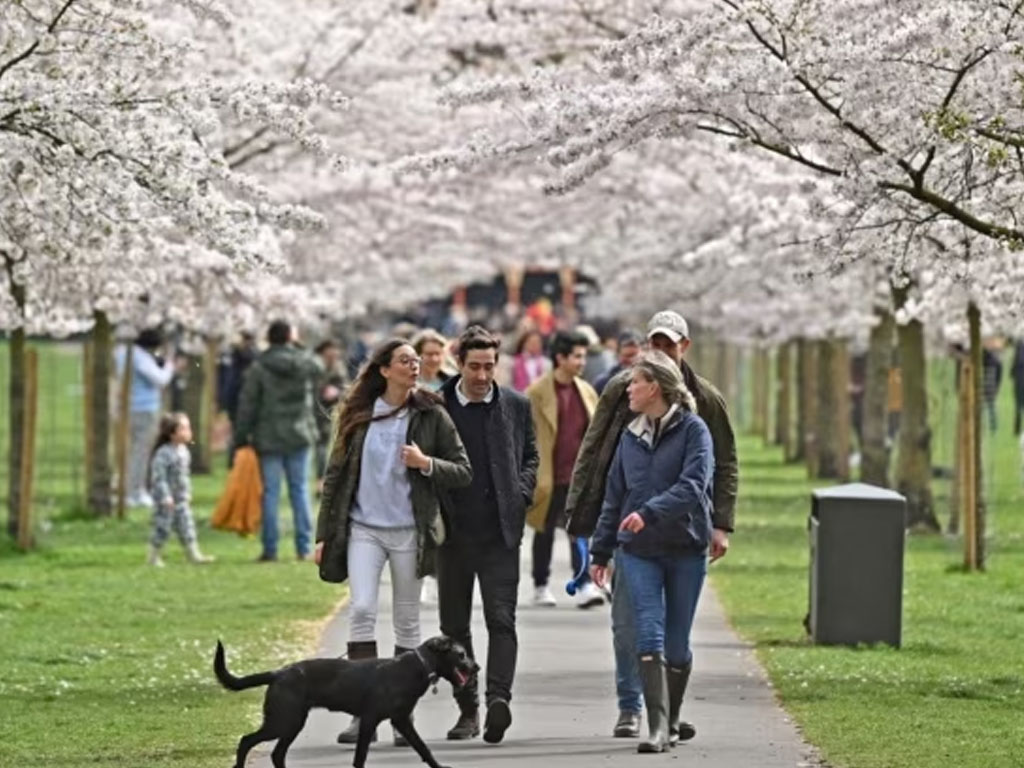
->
<box><xmin>256</xmin><ymin>546</ymin><xmax>821</xmax><ymax>768</ymax></box>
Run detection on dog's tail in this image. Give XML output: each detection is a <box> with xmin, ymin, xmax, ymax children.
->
<box><xmin>214</xmin><ymin>640</ymin><xmax>277</xmax><ymax>692</ymax></box>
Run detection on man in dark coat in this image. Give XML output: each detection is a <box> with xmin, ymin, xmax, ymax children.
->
<box><xmin>234</xmin><ymin>320</ymin><xmax>321</xmax><ymax>562</ymax></box>
<box><xmin>436</xmin><ymin>326</ymin><xmax>539</xmax><ymax>745</ymax></box>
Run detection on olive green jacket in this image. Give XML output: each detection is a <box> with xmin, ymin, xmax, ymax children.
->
<box><xmin>234</xmin><ymin>345</ymin><xmax>321</xmax><ymax>454</ymax></box>
<box><xmin>565</xmin><ymin>360</ymin><xmax>738</xmax><ymax>537</ymax></box>
<box><xmin>316</xmin><ymin>397</ymin><xmax>472</xmax><ymax>583</ymax></box>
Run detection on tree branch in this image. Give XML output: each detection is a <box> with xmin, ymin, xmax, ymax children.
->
<box><xmin>573</xmin><ymin>0</ymin><xmax>628</xmax><ymax>40</ymax></box>
<box><xmin>223</xmin><ymin>126</ymin><xmax>270</xmax><ymax>161</ymax></box>
<box><xmin>881</xmin><ymin>180</ymin><xmax>1024</xmax><ymax>243</ymax></box>
<box><xmin>229</xmin><ymin>140</ymin><xmax>283</xmax><ymax>170</ymax></box>
<box><xmin>696</xmin><ymin>123</ymin><xmax>844</xmax><ymax>177</ymax></box>
<box><xmin>0</xmin><ymin>0</ymin><xmax>78</xmax><ymax>81</ymax></box>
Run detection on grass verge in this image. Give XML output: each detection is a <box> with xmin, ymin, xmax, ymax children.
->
<box><xmin>712</xmin><ymin>401</ymin><xmax>1024</xmax><ymax>768</ymax></box>
<box><xmin>0</xmin><ymin>466</ymin><xmax>342</xmax><ymax>768</ymax></box>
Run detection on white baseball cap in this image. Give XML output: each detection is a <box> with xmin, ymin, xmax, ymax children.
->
<box><xmin>646</xmin><ymin>310</ymin><xmax>689</xmax><ymax>342</ymax></box>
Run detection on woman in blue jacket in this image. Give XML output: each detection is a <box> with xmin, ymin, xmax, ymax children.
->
<box><xmin>590</xmin><ymin>351</ymin><xmax>714</xmax><ymax>753</ymax></box>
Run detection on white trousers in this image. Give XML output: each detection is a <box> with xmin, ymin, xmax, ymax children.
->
<box><xmin>347</xmin><ymin>522</ymin><xmax>422</xmax><ymax>649</ymax></box>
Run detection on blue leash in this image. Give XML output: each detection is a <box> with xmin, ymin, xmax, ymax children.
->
<box><xmin>565</xmin><ymin>537</ymin><xmax>590</xmax><ymax>596</ymax></box>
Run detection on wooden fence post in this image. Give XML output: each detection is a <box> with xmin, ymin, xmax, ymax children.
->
<box><xmin>115</xmin><ymin>345</ymin><xmax>133</xmax><ymax>519</ymax></box>
<box><xmin>16</xmin><ymin>348</ymin><xmax>38</xmax><ymax>550</ymax></box>
<box><xmin>82</xmin><ymin>339</ymin><xmax>95</xmax><ymax>489</ymax></box>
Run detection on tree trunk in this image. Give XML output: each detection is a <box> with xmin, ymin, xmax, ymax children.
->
<box><xmin>690</xmin><ymin>332</ymin><xmax>710</xmax><ymax>378</ymax></box>
<box><xmin>724</xmin><ymin>344</ymin><xmax>742</xmax><ymax>429</ymax></box>
<box><xmin>862</xmin><ymin>308</ymin><xmax>894</xmax><ymax>487</ymax></box>
<box><xmin>183</xmin><ymin>352</ymin><xmax>210</xmax><ymax>474</ymax></box>
<box><xmin>949</xmin><ymin>351</ymin><xmax>962</xmax><ymax>535</ymax></box>
<box><xmin>801</xmin><ymin>339</ymin><xmax>820</xmax><ymax>475</ymax></box>
<box><xmin>965</xmin><ymin>302</ymin><xmax>985</xmax><ymax>569</ymax></box>
<box><xmin>763</xmin><ymin>347</ymin><xmax>774</xmax><ymax>445</ymax></box>
<box><xmin>6</xmin><ymin>327</ymin><xmax>25</xmax><ymax>538</ymax></box>
<box><xmin>835</xmin><ymin>338</ymin><xmax>852</xmax><ymax>480</ymax></box>
<box><xmin>87</xmin><ymin>312</ymin><xmax>113</xmax><ymax>516</ymax></box>
<box><xmin>776</xmin><ymin>342</ymin><xmax>793</xmax><ymax>450</ymax></box>
<box><xmin>751</xmin><ymin>347</ymin><xmax>767</xmax><ymax>437</ymax></box>
<box><xmin>714</xmin><ymin>340</ymin><xmax>729</xmax><ymax>395</ymax></box>
<box><xmin>815</xmin><ymin>338</ymin><xmax>850</xmax><ymax>480</ymax></box>
<box><xmin>203</xmin><ymin>338</ymin><xmax>219</xmax><ymax>469</ymax></box>
<box><xmin>891</xmin><ymin>283</ymin><xmax>938</xmax><ymax>531</ymax></box>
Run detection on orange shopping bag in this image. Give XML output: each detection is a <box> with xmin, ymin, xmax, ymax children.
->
<box><xmin>211</xmin><ymin>447</ymin><xmax>262</xmax><ymax>536</ymax></box>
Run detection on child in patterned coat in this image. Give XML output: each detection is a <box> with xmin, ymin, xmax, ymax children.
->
<box><xmin>146</xmin><ymin>412</ymin><xmax>214</xmax><ymax>566</ymax></box>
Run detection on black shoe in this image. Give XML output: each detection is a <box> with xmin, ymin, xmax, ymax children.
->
<box><xmin>336</xmin><ymin>717</ymin><xmax>377</xmax><ymax>745</ymax></box>
<box><xmin>672</xmin><ymin>720</ymin><xmax>697</xmax><ymax>744</ymax></box>
<box><xmin>446</xmin><ymin>710</ymin><xmax>480</xmax><ymax>740</ymax></box>
<box><xmin>483</xmin><ymin>699</ymin><xmax>511</xmax><ymax>744</ymax></box>
<box><xmin>256</xmin><ymin>552</ymin><xmax>277</xmax><ymax>563</ymax></box>
<box><xmin>613</xmin><ymin>710</ymin><xmax>641</xmax><ymax>738</ymax></box>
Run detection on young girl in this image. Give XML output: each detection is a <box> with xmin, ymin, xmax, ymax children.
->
<box><xmin>147</xmin><ymin>412</ymin><xmax>214</xmax><ymax>566</ymax></box>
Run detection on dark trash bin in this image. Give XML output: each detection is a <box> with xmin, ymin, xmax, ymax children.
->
<box><xmin>808</xmin><ymin>483</ymin><xmax>906</xmax><ymax>647</ymax></box>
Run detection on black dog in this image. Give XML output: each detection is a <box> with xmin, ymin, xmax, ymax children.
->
<box><xmin>214</xmin><ymin>635</ymin><xmax>479</xmax><ymax>768</ymax></box>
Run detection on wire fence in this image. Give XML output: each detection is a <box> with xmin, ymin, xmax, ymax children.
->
<box><xmin>0</xmin><ymin>340</ymin><xmax>89</xmax><ymax>518</ymax></box>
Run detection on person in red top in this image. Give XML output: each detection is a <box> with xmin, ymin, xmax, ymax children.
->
<box><xmin>525</xmin><ymin>331</ymin><xmax>602</xmax><ymax>608</ymax></box>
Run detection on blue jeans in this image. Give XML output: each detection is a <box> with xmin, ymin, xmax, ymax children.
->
<box><xmin>260</xmin><ymin>448</ymin><xmax>313</xmax><ymax>558</ymax></box>
<box><xmin>611</xmin><ymin>557</ymin><xmax>643</xmax><ymax>713</ymax></box>
<box><xmin>618</xmin><ymin>549</ymin><xmax>706</xmax><ymax>667</ymax></box>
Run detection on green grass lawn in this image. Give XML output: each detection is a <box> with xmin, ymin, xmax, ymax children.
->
<box><xmin>0</xmin><ymin>464</ymin><xmax>342</xmax><ymax>768</ymax></box>
<box><xmin>712</xmin><ymin>366</ymin><xmax>1024</xmax><ymax>768</ymax></box>
<box><xmin>3</xmin><ymin>341</ymin><xmax>1024</xmax><ymax>767</ymax></box>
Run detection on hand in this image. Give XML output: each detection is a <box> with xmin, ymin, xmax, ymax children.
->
<box><xmin>401</xmin><ymin>441</ymin><xmax>430</xmax><ymax>471</ymax></box>
<box><xmin>322</xmin><ymin>384</ymin><xmax>341</xmax><ymax>402</ymax></box>
<box><xmin>313</xmin><ymin>542</ymin><xmax>324</xmax><ymax>565</ymax></box>
<box><xmin>619</xmin><ymin>511</ymin><xmax>645</xmax><ymax>534</ymax></box>
<box><xmin>590</xmin><ymin>564</ymin><xmax>609</xmax><ymax>589</ymax></box>
<box><xmin>710</xmin><ymin>528</ymin><xmax>730</xmax><ymax>562</ymax></box>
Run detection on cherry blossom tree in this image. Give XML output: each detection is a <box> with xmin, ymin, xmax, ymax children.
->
<box><xmin>0</xmin><ymin>0</ymin><xmax>346</xmax><ymax>527</ymax></box>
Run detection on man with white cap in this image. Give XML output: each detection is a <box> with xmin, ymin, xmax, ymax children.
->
<box><xmin>564</xmin><ymin>310</ymin><xmax>738</xmax><ymax>744</ymax></box>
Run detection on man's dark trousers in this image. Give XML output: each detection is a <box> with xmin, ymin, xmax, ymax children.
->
<box><xmin>437</xmin><ymin>541</ymin><xmax>520</xmax><ymax>712</ymax></box>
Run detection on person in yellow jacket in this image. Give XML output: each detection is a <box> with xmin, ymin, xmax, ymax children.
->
<box><xmin>526</xmin><ymin>330</ymin><xmax>601</xmax><ymax>608</ymax></box>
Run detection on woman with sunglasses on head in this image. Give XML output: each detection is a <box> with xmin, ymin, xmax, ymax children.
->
<box><xmin>315</xmin><ymin>338</ymin><xmax>472</xmax><ymax>746</ymax></box>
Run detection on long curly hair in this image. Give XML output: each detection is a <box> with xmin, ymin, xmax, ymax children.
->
<box><xmin>331</xmin><ymin>338</ymin><xmax>440</xmax><ymax>459</ymax></box>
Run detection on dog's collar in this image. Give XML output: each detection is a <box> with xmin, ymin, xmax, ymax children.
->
<box><xmin>414</xmin><ymin>648</ymin><xmax>439</xmax><ymax>685</ymax></box>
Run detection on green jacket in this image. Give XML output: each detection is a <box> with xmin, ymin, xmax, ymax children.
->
<box><xmin>233</xmin><ymin>345</ymin><xmax>322</xmax><ymax>454</ymax></box>
<box><xmin>316</xmin><ymin>394</ymin><xmax>472</xmax><ymax>583</ymax></box>
<box><xmin>565</xmin><ymin>360</ymin><xmax>738</xmax><ymax>537</ymax></box>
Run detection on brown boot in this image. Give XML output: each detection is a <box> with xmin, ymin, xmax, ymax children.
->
<box><xmin>446</xmin><ymin>709</ymin><xmax>480</xmax><ymax>740</ymax></box>
<box><xmin>337</xmin><ymin>642</ymin><xmax>378</xmax><ymax>745</ymax></box>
